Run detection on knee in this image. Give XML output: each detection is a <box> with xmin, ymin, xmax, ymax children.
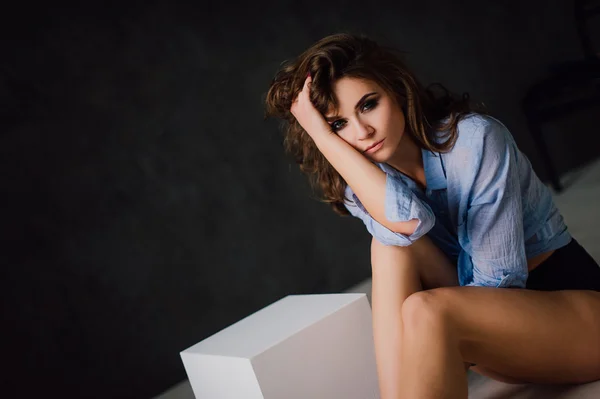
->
<box><xmin>401</xmin><ymin>291</ymin><xmax>447</xmax><ymax>331</ymax></box>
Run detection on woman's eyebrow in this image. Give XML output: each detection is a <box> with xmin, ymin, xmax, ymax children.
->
<box><xmin>325</xmin><ymin>92</ymin><xmax>378</xmax><ymax>121</ymax></box>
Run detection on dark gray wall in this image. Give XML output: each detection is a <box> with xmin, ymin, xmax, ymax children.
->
<box><xmin>1</xmin><ymin>1</ymin><xmax>595</xmax><ymax>397</ymax></box>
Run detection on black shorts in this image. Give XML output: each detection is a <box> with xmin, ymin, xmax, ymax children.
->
<box><xmin>526</xmin><ymin>238</ymin><xmax>600</xmax><ymax>292</ymax></box>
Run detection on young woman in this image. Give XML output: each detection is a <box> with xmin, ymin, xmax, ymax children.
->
<box><xmin>264</xmin><ymin>33</ymin><xmax>600</xmax><ymax>398</ymax></box>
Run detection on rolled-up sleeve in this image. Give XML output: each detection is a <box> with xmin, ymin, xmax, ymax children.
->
<box><xmin>459</xmin><ymin>120</ymin><xmax>528</xmax><ymax>288</ymax></box>
<box><xmin>344</xmin><ymin>173</ymin><xmax>435</xmax><ymax>246</ymax></box>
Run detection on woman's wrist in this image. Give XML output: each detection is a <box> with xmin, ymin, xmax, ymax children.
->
<box><xmin>309</xmin><ymin>126</ymin><xmax>337</xmax><ymax>147</ymax></box>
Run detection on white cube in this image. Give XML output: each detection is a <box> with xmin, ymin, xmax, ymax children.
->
<box><xmin>180</xmin><ymin>293</ymin><xmax>380</xmax><ymax>399</ymax></box>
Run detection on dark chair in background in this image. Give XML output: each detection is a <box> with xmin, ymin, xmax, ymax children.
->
<box><xmin>522</xmin><ymin>0</ymin><xmax>600</xmax><ymax>192</ymax></box>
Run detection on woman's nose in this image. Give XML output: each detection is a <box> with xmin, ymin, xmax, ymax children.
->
<box><xmin>354</xmin><ymin>119</ymin><xmax>374</xmax><ymax>140</ymax></box>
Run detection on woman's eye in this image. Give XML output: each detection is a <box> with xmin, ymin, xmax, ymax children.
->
<box><xmin>331</xmin><ymin>120</ymin><xmax>346</xmax><ymax>131</ymax></box>
<box><xmin>362</xmin><ymin>99</ymin><xmax>378</xmax><ymax>112</ymax></box>
<box><xmin>330</xmin><ymin>99</ymin><xmax>378</xmax><ymax>132</ymax></box>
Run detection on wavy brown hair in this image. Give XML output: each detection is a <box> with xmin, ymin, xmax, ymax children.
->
<box><xmin>264</xmin><ymin>33</ymin><xmax>486</xmax><ymax>216</ymax></box>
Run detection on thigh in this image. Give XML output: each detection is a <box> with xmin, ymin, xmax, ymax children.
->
<box><xmin>432</xmin><ymin>286</ymin><xmax>600</xmax><ymax>384</ymax></box>
<box><xmin>468</xmin><ymin>239</ymin><xmax>600</xmax><ymax>383</ymax></box>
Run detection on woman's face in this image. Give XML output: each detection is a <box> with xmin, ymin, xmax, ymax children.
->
<box><xmin>324</xmin><ymin>77</ymin><xmax>406</xmax><ymax>162</ymax></box>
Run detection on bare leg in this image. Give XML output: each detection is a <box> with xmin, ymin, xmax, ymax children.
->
<box><xmin>397</xmin><ymin>286</ymin><xmax>600</xmax><ymax>397</ymax></box>
<box><xmin>399</xmin><ymin>292</ymin><xmax>468</xmax><ymax>398</ymax></box>
<box><xmin>370</xmin><ymin>236</ymin><xmax>464</xmax><ymax>398</ymax></box>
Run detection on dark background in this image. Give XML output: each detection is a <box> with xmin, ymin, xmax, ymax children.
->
<box><xmin>2</xmin><ymin>0</ymin><xmax>599</xmax><ymax>397</ymax></box>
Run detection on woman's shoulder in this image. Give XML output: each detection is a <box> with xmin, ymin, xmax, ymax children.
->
<box><xmin>448</xmin><ymin>113</ymin><xmax>513</xmax><ymax>153</ymax></box>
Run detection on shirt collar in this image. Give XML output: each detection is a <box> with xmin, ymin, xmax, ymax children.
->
<box><xmin>377</xmin><ymin>162</ymin><xmax>399</xmax><ymax>176</ymax></box>
<box><xmin>376</xmin><ymin>149</ymin><xmax>447</xmax><ymax>191</ymax></box>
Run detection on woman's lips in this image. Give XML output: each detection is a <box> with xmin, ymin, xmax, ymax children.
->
<box><xmin>365</xmin><ymin>139</ymin><xmax>385</xmax><ymax>154</ymax></box>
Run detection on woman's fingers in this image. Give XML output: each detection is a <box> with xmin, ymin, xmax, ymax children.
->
<box><xmin>291</xmin><ymin>75</ymin><xmax>311</xmax><ymax>113</ymax></box>
<box><xmin>304</xmin><ymin>74</ymin><xmax>312</xmax><ymax>90</ymax></box>
<box><xmin>296</xmin><ymin>75</ymin><xmax>311</xmax><ymax>104</ymax></box>
<box><xmin>291</xmin><ymin>75</ymin><xmax>310</xmax><ymax>107</ymax></box>
<box><xmin>290</xmin><ymin>73</ymin><xmax>331</xmax><ymax>137</ymax></box>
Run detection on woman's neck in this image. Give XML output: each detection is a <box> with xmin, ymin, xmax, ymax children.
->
<box><xmin>385</xmin><ymin>134</ymin><xmax>426</xmax><ymax>190</ymax></box>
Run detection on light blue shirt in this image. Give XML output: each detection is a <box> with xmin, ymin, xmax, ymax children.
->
<box><xmin>344</xmin><ymin>114</ymin><xmax>571</xmax><ymax>288</ymax></box>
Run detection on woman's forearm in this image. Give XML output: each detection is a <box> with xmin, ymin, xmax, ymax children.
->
<box><xmin>312</xmin><ymin>132</ymin><xmax>417</xmax><ymax>235</ymax></box>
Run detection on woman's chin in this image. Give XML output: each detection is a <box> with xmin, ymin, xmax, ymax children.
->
<box><xmin>367</xmin><ymin>147</ymin><xmax>390</xmax><ymax>163</ymax></box>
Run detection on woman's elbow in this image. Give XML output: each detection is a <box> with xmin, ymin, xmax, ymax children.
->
<box><xmin>386</xmin><ymin>218</ymin><xmax>419</xmax><ymax>236</ymax></box>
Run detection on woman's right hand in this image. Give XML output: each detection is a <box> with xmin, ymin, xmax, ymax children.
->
<box><xmin>290</xmin><ymin>74</ymin><xmax>334</xmax><ymax>139</ymax></box>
